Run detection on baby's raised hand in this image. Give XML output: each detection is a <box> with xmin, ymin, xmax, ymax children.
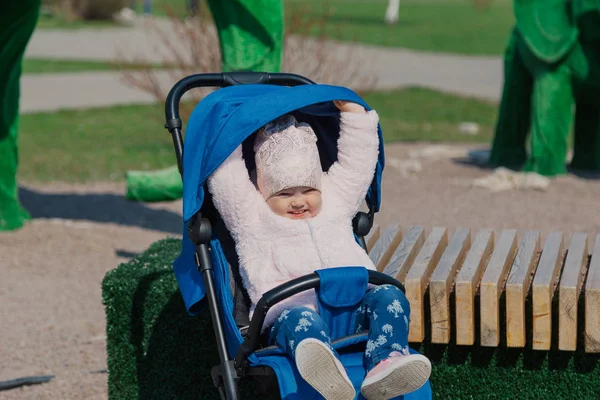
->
<box><xmin>333</xmin><ymin>100</ymin><xmax>366</xmax><ymax>114</ymax></box>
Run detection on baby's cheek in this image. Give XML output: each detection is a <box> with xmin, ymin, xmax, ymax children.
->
<box><xmin>308</xmin><ymin>193</ymin><xmax>322</xmax><ymax>210</ymax></box>
<box><xmin>311</xmin><ymin>198</ymin><xmax>323</xmax><ymax>215</ymax></box>
<box><xmin>267</xmin><ymin>198</ymin><xmax>288</xmax><ymax>216</ymax></box>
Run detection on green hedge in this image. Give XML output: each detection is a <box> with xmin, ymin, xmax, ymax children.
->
<box><xmin>103</xmin><ymin>239</ymin><xmax>600</xmax><ymax>399</ymax></box>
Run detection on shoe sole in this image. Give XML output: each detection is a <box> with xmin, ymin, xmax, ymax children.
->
<box><xmin>295</xmin><ymin>338</ymin><xmax>356</xmax><ymax>400</ymax></box>
<box><xmin>361</xmin><ymin>355</ymin><xmax>431</xmax><ymax>400</ymax></box>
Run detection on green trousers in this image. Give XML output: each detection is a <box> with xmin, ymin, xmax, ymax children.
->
<box><xmin>490</xmin><ymin>29</ymin><xmax>600</xmax><ymax>176</ymax></box>
<box><xmin>0</xmin><ymin>1</ymin><xmax>40</xmax><ymax>231</ymax></box>
<box><xmin>571</xmin><ymin>37</ymin><xmax>600</xmax><ymax>170</ymax></box>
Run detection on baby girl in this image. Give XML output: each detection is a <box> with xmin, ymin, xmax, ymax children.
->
<box><xmin>208</xmin><ymin>100</ymin><xmax>431</xmax><ymax>400</ymax></box>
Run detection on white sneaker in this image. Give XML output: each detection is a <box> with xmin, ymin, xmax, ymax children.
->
<box><xmin>295</xmin><ymin>338</ymin><xmax>356</xmax><ymax>400</ymax></box>
<box><xmin>361</xmin><ymin>351</ymin><xmax>431</xmax><ymax>400</ymax></box>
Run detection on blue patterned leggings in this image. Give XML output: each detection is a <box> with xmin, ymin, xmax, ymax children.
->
<box><xmin>268</xmin><ymin>284</ymin><xmax>411</xmax><ymax>372</ymax></box>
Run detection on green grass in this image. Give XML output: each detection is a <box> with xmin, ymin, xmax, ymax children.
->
<box><xmin>285</xmin><ymin>0</ymin><xmax>514</xmax><ymax>55</ymax></box>
<box><xmin>22</xmin><ymin>58</ymin><xmax>166</xmax><ymax>74</ymax></box>
<box><xmin>36</xmin><ymin>13</ymin><xmax>120</xmax><ymax>29</ymax></box>
<box><xmin>19</xmin><ymin>103</ymin><xmax>174</xmax><ymax>182</ymax></box>
<box><xmin>38</xmin><ymin>0</ymin><xmax>514</xmax><ymax>55</ymax></box>
<box><xmin>36</xmin><ymin>0</ymin><xmax>202</xmax><ymax>28</ymax></box>
<box><xmin>363</xmin><ymin>88</ymin><xmax>497</xmax><ymax>143</ymax></box>
<box><xmin>132</xmin><ymin>0</ymin><xmax>190</xmax><ymax>18</ymax></box>
<box><xmin>18</xmin><ymin>87</ymin><xmax>498</xmax><ymax>182</ymax></box>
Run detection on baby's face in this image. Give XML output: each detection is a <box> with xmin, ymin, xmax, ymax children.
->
<box><xmin>266</xmin><ymin>186</ymin><xmax>322</xmax><ymax>220</ymax></box>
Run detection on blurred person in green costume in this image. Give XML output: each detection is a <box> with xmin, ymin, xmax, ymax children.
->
<box><xmin>125</xmin><ymin>0</ymin><xmax>283</xmax><ymax>202</ymax></box>
<box><xmin>489</xmin><ymin>0</ymin><xmax>600</xmax><ymax>177</ymax></box>
<box><xmin>0</xmin><ymin>0</ymin><xmax>41</xmax><ymax>231</ymax></box>
<box><xmin>570</xmin><ymin>0</ymin><xmax>600</xmax><ymax>171</ymax></box>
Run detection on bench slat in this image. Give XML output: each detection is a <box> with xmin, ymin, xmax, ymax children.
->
<box><xmin>406</xmin><ymin>227</ymin><xmax>448</xmax><ymax>343</ymax></box>
<box><xmin>480</xmin><ymin>229</ymin><xmax>518</xmax><ymax>347</ymax></box>
<box><xmin>455</xmin><ymin>229</ymin><xmax>494</xmax><ymax>345</ymax></box>
<box><xmin>558</xmin><ymin>233</ymin><xmax>588</xmax><ymax>351</ymax></box>
<box><xmin>506</xmin><ymin>231</ymin><xmax>541</xmax><ymax>348</ymax></box>
<box><xmin>430</xmin><ymin>228</ymin><xmax>471</xmax><ymax>344</ymax></box>
<box><xmin>369</xmin><ymin>225</ymin><xmax>600</xmax><ymax>352</ymax></box>
<box><xmin>532</xmin><ymin>232</ymin><xmax>564</xmax><ymax>350</ymax></box>
<box><xmin>365</xmin><ymin>224</ymin><xmax>381</xmax><ymax>253</ymax></box>
<box><xmin>382</xmin><ymin>226</ymin><xmax>425</xmax><ymax>284</ymax></box>
<box><xmin>585</xmin><ymin>234</ymin><xmax>600</xmax><ymax>353</ymax></box>
<box><xmin>370</xmin><ymin>224</ymin><xmax>403</xmax><ymax>272</ymax></box>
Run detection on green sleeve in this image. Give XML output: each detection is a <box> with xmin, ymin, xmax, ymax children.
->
<box><xmin>206</xmin><ymin>0</ymin><xmax>284</xmax><ymax>72</ymax></box>
<box><xmin>514</xmin><ymin>0</ymin><xmax>578</xmax><ymax>63</ymax></box>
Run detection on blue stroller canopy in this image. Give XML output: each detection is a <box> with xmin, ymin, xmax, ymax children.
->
<box><xmin>181</xmin><ymin>83</ymin><xmax>385</xmax><ymax>223</ymax></box>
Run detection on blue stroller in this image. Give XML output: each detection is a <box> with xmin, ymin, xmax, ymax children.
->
<box><xmin>167</xmin><ymin>72</ymin><xmax>432</xmax><ymax>400</ymax></box>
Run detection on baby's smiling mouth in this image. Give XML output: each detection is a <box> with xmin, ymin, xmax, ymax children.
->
<box><xmin>288</xmin><ymin>209</ymin><xmax>308</xmax><ymax>217</ymax></box>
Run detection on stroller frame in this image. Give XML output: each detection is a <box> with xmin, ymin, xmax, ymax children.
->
<box><xmin>165</xmin><ymin>72</ymin><xmax>406</xmax><ymax>400</ymax></box>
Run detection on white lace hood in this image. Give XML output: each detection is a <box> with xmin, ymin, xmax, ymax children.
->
<box><xmin>254</xmin><ymin>115</ymin><xmax>323</xmax><ymax>198</ymax></box>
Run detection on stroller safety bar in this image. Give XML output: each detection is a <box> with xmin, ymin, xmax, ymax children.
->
<box><xmin>234</xmin><ymin>271</ymin><xmax>406</xmax><ymax>373</ymax></box>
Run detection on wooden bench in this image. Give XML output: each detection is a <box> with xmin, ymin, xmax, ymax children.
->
<box><xmin>365</xmin><ymin>225</ymin><xmax>599</xmax><ymax>352</ymax></box>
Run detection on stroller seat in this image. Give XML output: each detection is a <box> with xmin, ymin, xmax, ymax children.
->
<box><xmin>168</xmin><ymin>72</ymin><xmax>433</xmax><ymax>400</ymax></box>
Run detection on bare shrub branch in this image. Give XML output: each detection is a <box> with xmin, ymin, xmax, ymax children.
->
<box><xmin>118</xmin><ymin>2</ymin><xmax>376</xmax><ymax>121</ymax></box>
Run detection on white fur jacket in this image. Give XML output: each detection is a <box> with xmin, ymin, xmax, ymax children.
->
<box><xmin>207</xmin><ymin>110</ymin><xmax>380</xmax><ymax>328</ymax></box>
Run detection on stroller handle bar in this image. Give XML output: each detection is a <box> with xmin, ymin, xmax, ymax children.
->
<box><xmin>164</xmin><ymin>72</ymin><xmax>316</xmax><ymax>176</ymax></box>
<box><xmin>234</xmin><ymin>270</ymin><xmax>405</xmax><ymax>370</ymax></box>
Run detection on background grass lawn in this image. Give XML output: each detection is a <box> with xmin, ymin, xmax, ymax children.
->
<box><xmin>36</xmin><ymin>13</ymin><xmax>119</xmax><ymax>29</ymax></box>
<box><xmin>38</xmin><ymin>0</ymin><xmax>514</xmax><ymax>55</ymax></box>
<box><xmin>18</xmin><ymin>87</ymin><xmax>497</xmax><ymax>182</ymax></box>
<box><xmin>22</xmin><ymin>58</ymin><xmax>166</xmax><ymax>74</ymax></box>
<box><xmin>285</xmin><ymin>0</ymin><xmax>514</xmax><ymax>55</ymax></box>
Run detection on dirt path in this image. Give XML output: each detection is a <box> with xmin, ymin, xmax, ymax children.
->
<box><xmin>0</xmin><ymin>182</ymin><xmax>180</xmax><ymax>400</ymax></box>
<box><xmin>381</xmin><ymin>144</ymin><xmax>600</xmax><ymax>236</ymax></box>
<box><xmin>2</xmin><ymin>143</ymin><xmax>600</xmax><ymax>399</ymax></box>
